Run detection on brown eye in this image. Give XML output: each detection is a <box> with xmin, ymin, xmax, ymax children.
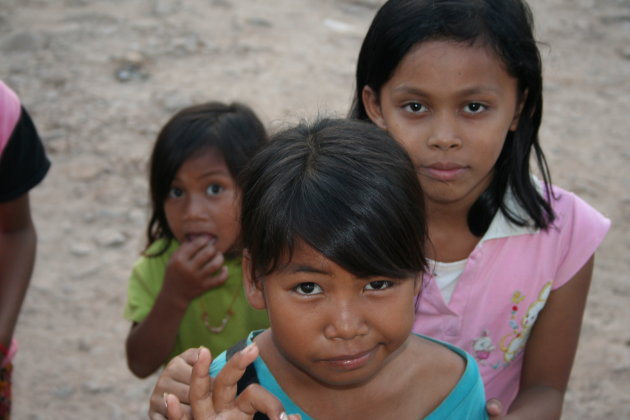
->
<box><xmin>366</xmin><ymin>280</ymin><xmax>393</xmax><ymax>290</ymax></box>
<box><xmin>464</xmin><ymin>102</ymin><xmax>486</xmax><ymax>114</ymax></box>
<box><xmin>206</xmin><ymin>184</ymin><xmax>223</xmax><ymax>196</ymax></box>
<box><xmin>295</xmin><ymin>282</ymin><xmax>322</xmax><ymax>295</ymax></box>
<box><xmin>404</xmin><ymin>102</ymin><xmax>426</xmax><ymax>113</ymax></box>
<box><xmin>168</xmin><ymin>187</ymin><xmax>184</xmax><ymax>198</ymax></box>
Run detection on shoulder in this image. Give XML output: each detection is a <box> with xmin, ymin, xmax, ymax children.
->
<box><xmin>411</xmin><ymin>335</ymin><xmax>488</xmax><ymax>419</ymax></box>
<box><xmin>400</xmin><ymin>335</ymin><xmax>466</xmax><ymax>399</ymax></box>
<box><xmin>0</xmin><ymin>81</ymin><xmax>21</xmax><ymax>155</ymax></box>
<box><xmin>409</xmin><ymin>334</ymin><xmax>466</xmax><ymax>376</ymax></box>
<box><xmin>549</xmin><ymin>185</ymin><xmax>610</xmax><ymax>234</ymax></box>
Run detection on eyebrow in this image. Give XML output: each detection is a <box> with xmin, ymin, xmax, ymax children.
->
<box><xmin>279</xmin><ymin>264</ymin><xmax>332</xmax><ymax>276</ymax></box>
<box><xmin>172</xmin><ymin>169</ymin><xmax>230</xmax><ymax>182</ymax></box>
<box><xmin>393</xmin><ymin>84</ymin><xmax>501</xmax><ymax>96</ymax></box>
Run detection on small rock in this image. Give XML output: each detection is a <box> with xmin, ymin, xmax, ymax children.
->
<box><xmin>155</xmin><ymin>90</ymin><xmax>194</xmax><ymax>113</ymax></box>
<box><xmin>53</xmin><ymin>386</ymin><xmax>76</xmax><ymax>398</ymax></box>
<box><xmin>153</xmin><ymin>0</ymin><xmax>181</xmax><ymax>16</ymax></box>
<box><xmin>128</xmin><ymin>208</ymin><xmax>146</xmax><ymax>226</ymax></box>
<box><xmin>114</xmin><ymin>63</ymin><xmax>149</xmax><ymax>82</ymax></box>
<box><xmin>70</xmin><ymin>242</ymin><xmax>93</xmax><ymax>257</ymax></box>
<box><xmin>95</xmin><ymin>229</ymin><xmax>127</xmax><ymax>247</ymax></box>
<box><xmin>83</xmin><ymin>381</ymin><xmax>114</xmax><ymax>394</ymax></box>
<box><xmin>1</xmin><ymin>31</ymin><xmax>43</xmax><ymax>53</ymax></box>
<box><xmin>246</xmin><ymin>18</ymin><xmax>272</xmax><ymax>28</ymax></box>
<box><xmin>618</xmin><ymin>47</ymin><xmax>630</xmax><ymax>61</ymax></box>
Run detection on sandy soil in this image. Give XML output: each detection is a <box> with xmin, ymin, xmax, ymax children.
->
<box><xmin>1</xmin><ymin>0</ymin><xmax>628</xmax><ymax>418</ymax></box>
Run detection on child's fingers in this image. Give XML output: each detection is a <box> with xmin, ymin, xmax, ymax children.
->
<box><xmin>190</xmin><ymin>240</ymin><xmax>221</xmax><ymax>265</ymax></box>
<box><xmin>201</xmin><ymin>265</ymin><xmax>229</xmax><ymax>290</ymax></box>
<box><xmin>179</xmin><ymin>347</ymin><xmax>202</xmax><ymax>368</ymax></box>
<box><xmin>485</xmin><ymin>398</ymin><xmax>503</xmax><ymax>418</ymax></box>
<box><xmin>174</xmin><ymin>237</ymin><xmax>208</xmax><ymax>259</ymax></box>
<box><xmin>189</xmin><ymin>347</ymin><xmax>217</xmax><ymax>419</ymax></box>
<box><xmin>236</xmin><ymin>383</ymin><xmax>291</xmax><ymax>420</ymax></box>
<box><xmin>165</xmin><ymin>393</ymin><xmax>188</xmax><ymax>420</ymax></box>
<box><xmin>149</xmin><ymin>349</ymin><xmax>197</xmax><ymax>418</ymax></box>
<box><xmin>211</xmin><ymin>343</ymin><xmax>259</xmax><ymax>411</ymax></box>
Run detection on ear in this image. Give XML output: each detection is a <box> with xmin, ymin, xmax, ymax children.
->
<box><xmin>510</xmin><ymin>89</ymin><xmax>528</xmax><ymax>131</ymax></box>
<box><xmin>242</xmin><ymin>250</ymin><xmax>266</xmax><ymax>310</ymax></box>
<box><xmin>362</xmin><ymin>85</ymin><xmax>387</xmax><ymax>130</ymax></box>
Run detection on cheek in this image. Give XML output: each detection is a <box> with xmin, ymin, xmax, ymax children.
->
<box><xmin>163</xmin><ymin>202</ymin><xmax>180</xmax><ymax>230</ymax></box>
<box><xmin>372</xmin><ymin>298</ymin><xmax>415</xmax><ymax>341</ymax></box>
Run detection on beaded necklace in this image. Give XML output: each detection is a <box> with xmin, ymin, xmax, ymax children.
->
<box><xmin>198</xmin><ymin>284</ymin><xmax>240</xmax><ymax>334</ymax></box>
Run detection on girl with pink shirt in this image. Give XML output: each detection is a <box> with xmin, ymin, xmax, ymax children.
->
<box><xmin>148</xmin><ymin>0</ymin><xmax>610</xmax><ymax>418</ymax></box>
<box><xmin>351</xmin><ymin>0</ymin><xmax>610</xmax><ymax>417</ymax></box>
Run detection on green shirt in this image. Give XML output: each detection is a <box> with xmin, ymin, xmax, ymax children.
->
<box><xmin>123</xmin><ymin>239</ymin><xmax>269</xmax><ymax>361</ymax></box>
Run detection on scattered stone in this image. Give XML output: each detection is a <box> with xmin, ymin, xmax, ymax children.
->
<box><xmin>154</xmin><ymin>90</ymin><xmax>194</xmax><ymax>113</ymax></box>
<box><xmin>114</xmin><ymin>63</ymin><xmax>149</xmax><ymax>82</ymax></box>
<box><xmin>83</xmin><ymin>381</ymin><xmax>114</xmax><ymax>394</ymax></box>
<box><xmin>246</xmin><ymin>17</ymin><xmax>272</xmax><ymax>28</ymax></box>
<box><xmin>1</xmin><ymin>31</ymin><xmax>43</xmax><ymax>53</ymax></box>
<box><xmin>618</xmin><ymin>47</ymin><xmax>630</xmax><ymax>60</ymax></box>
<box><xmin>127</xmin><ymin>208</ymin><xmax>146</xmax><ymax>227</ymax></box>
<box><xmin>95</xmin><ymin>229</ymin><xmax>127</xmax><ymax>247</ymax></box>
<box><xmin>53</xmin><ymin>386</ymin><xmax>76</xmax><ymax>398</ymax></box>
<box><xmin>77</xmin><ymin>339</ymin><xmax>91</xmax><ymax>352</ymax></box>
<box><xmin>66</xmin><ymin>161</ymin><xmax>102</xmax><ymax>181</ymax></box>
<box><xmin>69</xmin><ymin>242</ymin><xmax>93</xmax><ymax>257</ymax></box>
<box><xmin>153</xmin><ymin>0</ymin><xmax>182</xmax><ymax>16</ymax></box>
<box><xmin>323</xmin><ymin>18</ymin><xmax>356</xmax><ymax>34</ymax></box>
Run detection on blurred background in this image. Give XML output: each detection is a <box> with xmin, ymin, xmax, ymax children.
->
<box><xmin>1</xmin><ymin>0</ymin><xmax>628</xmax><ymax>418</ymax></box>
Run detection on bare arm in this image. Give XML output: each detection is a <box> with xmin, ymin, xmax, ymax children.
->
<box><xmin>0</xmin><ymin>194</ymin><xmax>36</xmax><ymax>350</ymax></box>
<box><xmin>126</xmin><ymin>238</ymin><xmax>229</xmax><ymax>378</ymax></box>
<box><xmin>505</xmin><ymin>256</ymin><xmax>595</xmax><ymax>419</ymax></box>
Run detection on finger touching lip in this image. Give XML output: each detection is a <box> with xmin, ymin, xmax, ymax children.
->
<box><xmin>185</xmin><ymin>233</ymin><xmax>217</xmax><ymax>244</ymax></box>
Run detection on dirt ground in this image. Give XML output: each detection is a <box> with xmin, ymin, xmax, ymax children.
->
<box><xmin>1</xmin><ymin>0</ymin><xmax>628</xmax><ymax>418</ymax></box>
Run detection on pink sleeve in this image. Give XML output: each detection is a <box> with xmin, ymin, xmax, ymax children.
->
<box><xmin>552</xmin><ymin>189</ymin><xmax>611</xmax><ymax>290</ymax></box>
<box><xmin>0</xmin><ymin>80</ymin><xmax>22</xmax><ymax>157</ymax></box>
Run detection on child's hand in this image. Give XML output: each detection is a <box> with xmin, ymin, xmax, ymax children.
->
<box><xmin>149</xmin><ymin>348</ymin><xmax>198</xmax><ymax>419</ymax></box>
<box><xmin>164</xmin><ymin>237</ymin><xmax>229</xmax><ymax>303</ymax></box>
<box><xmin>486</xmin><ymin>398</ymin><xmax>503</xmax><ymax>419</ymax></box>
<box><xmin>166</xmin><ymin>344</ymin><xmax>300</xmax><ymax>420</ymax></box>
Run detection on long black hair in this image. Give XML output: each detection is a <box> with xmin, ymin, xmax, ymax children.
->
<box><xmin>146</xmin><ymin>102</ymin><xmax>266</xmax><ymax>255</ymax></box>
<box><xmin>240</xmin><ymin>118</ymin><xmax>427</xmax><ymax>281</ymax></box>
<box><xmin>350</xmin><ymin>0</ymin><xmax>554</xmax><ymax>236</ymax></box>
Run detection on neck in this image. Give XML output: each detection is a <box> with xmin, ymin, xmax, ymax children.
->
<box><xmin>256</xmin><ymin>331</ymin><xmax>414</xmax><ymax>419</ymax></box>
<box><xmin>425</xmin><ymin>200</ymin><xmax>480</xmax><ymax>262</ymax></box>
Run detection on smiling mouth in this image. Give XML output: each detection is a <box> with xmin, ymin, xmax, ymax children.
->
<box><xmin>321</xmin><ymin>349</ymin><xmax>374</xmax><ymax>371</ymax></box>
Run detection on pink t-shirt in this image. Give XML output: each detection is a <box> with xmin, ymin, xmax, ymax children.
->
<box><xmin>0</xmin><ymin>80</ymin><xmax>21</xmax><ymax>157</ymax></box>
<box><xmin>413</xmin><ymin>185</ymin><xmax>610</xmax><ymax>410</ymax></box>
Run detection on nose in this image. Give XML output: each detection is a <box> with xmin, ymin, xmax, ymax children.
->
<box><xmin>426</xmin><ymin>112</ymin><xmax>462</xmax><ymax>151</ymax></box>
<box><xmin>324</xmin><ymin>298</ymin><xmax>369</xmax><ymax>340</ymax></box>
<box><xmin>184</xmin><ymin>194</ymin><xmax>210</xmax><ymax>220</ymax></box>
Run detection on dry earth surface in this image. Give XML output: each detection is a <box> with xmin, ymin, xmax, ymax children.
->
<box><xmin>0</xmin><ymin>0</ymin><xmax>628</xmax><ymax>418</ymax></box>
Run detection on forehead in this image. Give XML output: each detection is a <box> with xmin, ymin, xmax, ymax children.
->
<box><xmin>275</xmin><ymin>239</ymin><xmax>336</xmax><ymax>275</ymax></box>
<box><xmin>177</xmin><ymin>147</ymin><xmax>229</xmax><ymax>174</ymax></box>
<box><xmin>388</xmin><ymin>39</ymin><xmax>516</xmax><ymax>92</ymax></box>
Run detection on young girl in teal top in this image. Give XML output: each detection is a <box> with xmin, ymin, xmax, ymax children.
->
<box><xmin>164</xmin><ymin>118</ymin><xmax>488</xmax><ymax>420</ymax></box>
<box><xmin>124</xmin><ymin>102</ymin><xmax>269</xmax><ymax>378</ymax></box>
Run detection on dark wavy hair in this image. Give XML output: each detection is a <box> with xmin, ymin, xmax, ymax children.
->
<box><xmin>240</xmin><ymin>118</ymin><xmax>427</xmax><ymax>281</ymax></box>
<box><xmin>146</xmin><ymin>102</ymin><xmax>266</xmax><ymax>255</ymax></box>
<box><xmin>350</xmin><ymin>0</ymin><xmax>555</xmax><ymax>236</ymax></box>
